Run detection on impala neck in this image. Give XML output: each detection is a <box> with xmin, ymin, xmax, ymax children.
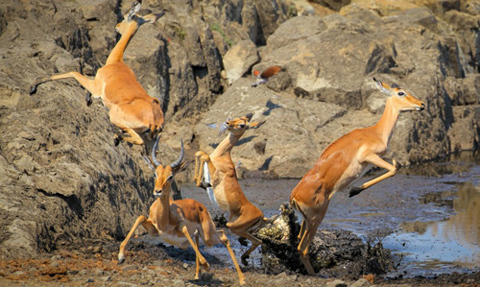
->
<box><xmin>107</xmin><ymin>23</ymin><xmax>138</xmax><ymax>64</ymax></box>
<box><xmin>155</xmin><ymin>186</ymin><xmax>172</xmax><ymax>230</ymax></box>
<box><xmin>372</xmin><ymin>97</ymin><xmax>400</xmax><ymax>146</ymax></box>
<box><xmin>213</xmin><ymin>132</ymin><xmax>243</xmax><ymax>157</ymax></box>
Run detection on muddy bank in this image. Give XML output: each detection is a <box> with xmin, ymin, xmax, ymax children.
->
<box><xmin>255</xmin><ymin>204</ymin><xmax>393</xmax><ymax>278</ymax></box>
<box><xmin>1</xmin><ymin>153</ymin><xmax>479</xmax><ymax>286</ymax></box>
<box><xmin>0</xmin><ymin>238</ymin><xmax>479</xmax><ymax>287</ymax></box>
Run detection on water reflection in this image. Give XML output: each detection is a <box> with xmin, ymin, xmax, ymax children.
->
<box><xmin>385</xmin><ymin>180</ymin><xmax>480</xmax><ymax>275</ymax></box>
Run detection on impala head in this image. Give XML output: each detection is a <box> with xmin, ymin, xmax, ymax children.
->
<box><xmin>251</xmin><ymin>66</ymin><xmax>283</xmax><ymax>87</ymax></box>
<box><xmin>115</xmin><ymin>1</ymin><xmax>165</xmax><ymax>35</ymax></box>
<box><xmin>374</xmin><ymin>77</ymin><xmax>425</xmax><ymax>112</ymax></box>
<box><xmin>151</xmin><ymin>136</ymin><xmax>189</xmax><ymax>198</ymax></box>
<box><xmin>220</xmin><ymin>113</ymin><xmax>265</xmax><ymax>136</ymax></box>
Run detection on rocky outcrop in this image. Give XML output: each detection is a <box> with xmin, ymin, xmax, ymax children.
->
<box><xmin>1</xmin><ymin>0</ymin><xmax>480</xmax><ymax>259</ymax></box>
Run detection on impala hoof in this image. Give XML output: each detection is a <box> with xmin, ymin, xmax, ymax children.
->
<box><xmin>118</xmin><ymin>257</ymin><xmax>125</xmax><ymax>264</ymax></box>
<box><xmin>29</xmin><ymin>85</ymin><xmax>37</xmax><ymax>95</ymax></box>
<box><xmin>349</xmin><ymin>186</ymin><xmax>364</xmax><ymax>197</ymax></box>
<box><xmin>201</xmin><ymin>262</ymin><xmax>210</xmax><ymax>271</ymax></box>
<box><xmin>114</xmin><ymin>134</ymin><xmax>122</xmax><ymax>146</ymax></box>
<box><xmin>85</xmin><ymin>92</ymin><xmax>93</xmax><ymax>106</ymax></box>
<box><xmin>240</xmin><ymin>254</ymin><xmax>250</xmax><ymax>266</ymax></box>
<box><xmin>199</xmin><ymin>182</ymin><xmax>212</xmax><ymax>189</ymax></box>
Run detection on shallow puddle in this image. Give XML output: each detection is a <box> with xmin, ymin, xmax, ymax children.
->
<box><xmin>328</xmin><ymin>152</ymin><xmax>480</xmax><ymax>277</ymax></box>
<box><xmin>383</xmin><ymin>180</ymin><xmax>480</xmax><ymax>277</ymax></box>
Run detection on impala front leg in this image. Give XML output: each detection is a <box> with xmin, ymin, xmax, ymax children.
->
<box><xmin>118</xmin><ymin>215</ymin><xmax>157</xmax><ymax>264</ymax></box>
<box><xmin>350</xmin><ymin>157</ymin><xmax>397</xmax><ymax>197</ymax></box>
<box><xmin>179</xmin><ymin>223</ymin><xmax>210</xmax><ymax>271</ymax></box>
<box><xmin>217</xmin><ymin>230</ymin><xmax>246</xmax><ymax>285</ymax></box>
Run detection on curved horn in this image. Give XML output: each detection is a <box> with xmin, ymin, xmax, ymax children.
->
<box><xmin>170</xmin><ymin>139</ymin><xmax>184</xmax><ymax>169</ymax></box>
<box><xmin>151</xmin><ymin>135</ymin><xmax>163</xmax><ymax>167</ymax></box>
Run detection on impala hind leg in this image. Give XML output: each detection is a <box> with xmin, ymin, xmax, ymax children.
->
<box><xmin>227</xmin><ymin>228</ymin><xmax>262</xmax><ymax>266</ymax></box>
<box><xmin>194</xmin><ymin>151</ymin><xmax>212</xmax><ymax>187</ymax></box>
<box><xmin>217</xmin><ymin>230</ymin><xmax>246</xmax><ymax>285</ymax></box>
<box><xmin>30</xmin><ymin>72</ymin><xmax>100</xmax><ymax>96</ymax></box>
<box><xmin>118</xmin><ymin>215</ymin><xmax>157</xmax><ymax>264</ymax></box>
<box><xmin>239</xmin><ymin>234</ymin><xmax>262</xmax><ymax>266</ymax></box>
<box><xmin>194</xmin><ymin>235</ymin><xmax>201</xmax><ymax>280</ymax></box>
<box><xmin>297</xmin><ymin>219</ymin><xmax>306</xmax><ymax>241</ymax></box>
<box><xmin>296</xmin><ymin>221</ymin><xmax>319</xmax><ymax>276</ymax></box>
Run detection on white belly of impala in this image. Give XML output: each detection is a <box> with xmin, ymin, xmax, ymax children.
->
<box><xmin>212</xmin><ymin>181</ymin><xmax>230</xmax><ymax>212</ymax></box>
<box><xmin>159</xmin><ymin>233</ymin><xmax>189</xmax><ymax>249</ymax></box>
<box><xmin>334</xmin><ymin>160</ymin><xmax>372</xmax><ymax>193</ymax></box>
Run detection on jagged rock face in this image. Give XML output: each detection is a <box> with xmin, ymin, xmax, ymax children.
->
<box><xmin>1</xmin><ymin>0</ymin><xmax>480</xmax><ymax>259</ymax></box>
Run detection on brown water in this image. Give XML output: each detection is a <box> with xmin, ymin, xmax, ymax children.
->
<box><xmin>182</xmin><ymin>152</ymin><xmax>480</xmax><ymax>277</ymax></box>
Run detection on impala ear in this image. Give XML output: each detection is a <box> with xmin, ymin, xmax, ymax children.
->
<box><xmin>244</xmin><ymin>113</ymin><xmax>254</xmax><ymax>121</ymax></box>
<box><xmin>173</xmin><ymin>160</ymin><xmax>192</xmax><ymax>174</ymax></box>
<box><xmin>373</xmin><ymin>77</ymin><xmax>391</xmax><ymax>95</ymax></box>
<box><xmin>248</xmin><ymin>120</ymin><xmax>265</xmax><ymax>129</ymax></box>
<box><xmin>141</xmin><ymin>11</ymin><xmax>165</xmax><ymax>23</ymax></box>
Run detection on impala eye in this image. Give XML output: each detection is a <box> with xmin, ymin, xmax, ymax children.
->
<box><xmin>239</xmin><ymin>124</ymin><xmax>245</xmax><ymax>128</ymax></box>
<box><xmin>398</xmin><ymin>91</ymin><xmax>406</xmax><ymax>96</ymax></box>
<box><xmin>167</xmin><ymin>175</ymin><xmax>173</xmax><ymax>181</ymax></box>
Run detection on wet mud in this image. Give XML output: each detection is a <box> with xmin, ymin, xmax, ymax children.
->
<box><xmin>1</xmin><ymin>153</ymin><xmax>479</xmax><ymax>286</ymax></box>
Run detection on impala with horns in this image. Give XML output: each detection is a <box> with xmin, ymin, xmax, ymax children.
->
<box><xmin>118</xmin><ymin>137</ymin><xmax>246</xmax><ymax>285</ymax></box>
<box><xmin>30</xmin><ymin>1</ymin><xmax>165</xmax><ymax>164</ymax></box>
<box><xmin>194</xmin><ymin>113</ymin><xmax>266</xmax><ymax>265</ymax></box>
<box><xmin>290</xmin><ymin>78</ymin><xmax>425</xmax><ymax>275</ymax></box>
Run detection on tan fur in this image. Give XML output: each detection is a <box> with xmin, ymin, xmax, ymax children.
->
<box><xmin>30</xmin><ymin>3</ymin><xmax>164</xmax><ymax>163</ymax></box>
<box><xmin>260</xmin><ymin>65</ymin><xmax>283</xmax><ymax>79</ymax></box>
<box><xmin>290</xmin><ymin>78</ymin><xmax>425</xmax><ymax>275</ymax></box>
<box><xmin>118</xmin><ymin>146</ymin><xmax>245</xmax><ymax>285</ymax></box>
<box><xmin>194</xmin><ymin>114</ymin><xmax>265</xmax><ymax>265</ymax></box>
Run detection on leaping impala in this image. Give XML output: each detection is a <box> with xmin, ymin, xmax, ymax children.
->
<box><xmin>118</xmin><ymin>137</ymin><xmax>246</xmax><ymax>285</ymax></box>
<box><xmin>194</xmin><ymin>114</ymin><xmax>266</xmax><ymax>266</ymax></box>
<box><xmin>30</xmin><ymin>1</ymin><xmax>165</xmax><ymax>164</ymax></box>
<box><xmin>290</xmin><ymin>78</ymin><xmax>425</xmax><ymax>275</ymax></box>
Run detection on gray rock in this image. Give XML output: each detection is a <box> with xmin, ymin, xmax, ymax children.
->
<box><xmin>326</xmin><ymin>279</ymin><xmax>348</xmax><ymax>287</ymax></box>
<box><xmin>223</xmin><ymin>39</ymin><xmax>259</xmax><ymax>85</ymax></box>
<box><xmin>173</xmin><ymin>279</ymin><xmax>186</xmax><ymax>287</ymax></box>
<box><xmin>351</xmin><ymin>278</ymin><xmax>371</xmax><ymax>287</ymax></box>
<box><xmin>122</xmin><ymin>265</ymin><xmax>139</xmax><ymax>272</ymax></box>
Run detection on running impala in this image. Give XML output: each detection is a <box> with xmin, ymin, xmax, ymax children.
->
<box><xmin>30</xmin><ymin>1</ymin><xmax>165</xmax><ymax>163</ymax></box>
<box><xmin>118</xmin><ymin>137</ymin><xmax>246</xmax><ymax>285</ymax></box>
<box><xmin>194</xmin><ymin>114</ymin><xmax>266</xmax><ymax>265</ymax></box>
<box><xmin>290</xmin><ymin>78</ymin><xmax>425</xmax><ymax>275</ymax></box>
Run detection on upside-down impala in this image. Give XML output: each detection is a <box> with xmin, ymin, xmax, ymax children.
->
<box><xmin>290</xmin><ymin>78</ymin><xmax>425</xmax><ymax>275</ymax></box>
<box><xmin>194</xmin><ymin>114</ymin><xmax>266</xmax><ymax>265</ymax></box>
<box><xmin>251</xmin><ymin>65</ymin><xmax>283</xmax><ymax>87</ymax></box>
<box><xmin>30</xmin><ymin>1</ymin><xmax>165</xmax><ymax>163</ymax></box>
<box><xmin>118</xmin><ymin>137</ymin><xmax>245</xmax><ymax>285</ymax></box>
